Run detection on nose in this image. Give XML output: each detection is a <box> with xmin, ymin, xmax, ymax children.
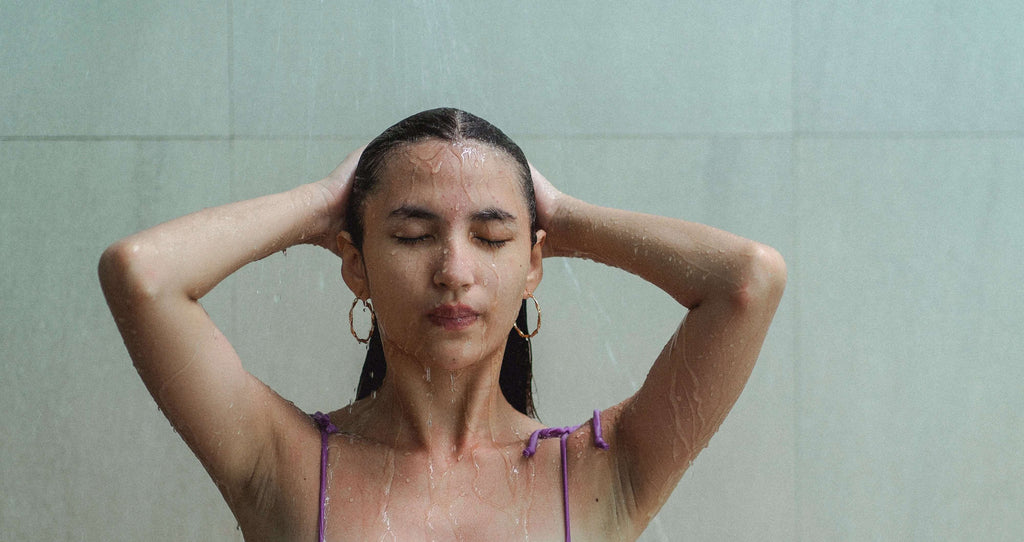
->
<box><xmin>433</xmin><ymin>237</ymin><xmax>475</xmax><ymax>291</ymax></box>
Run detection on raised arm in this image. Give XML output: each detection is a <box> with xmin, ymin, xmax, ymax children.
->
<box><xmin>532</xmin><ymin>166</ymin><xmax>786</xmax><ymax>530</ymax></box>
<box><xmin>97</xmin><ymin>150</ymin><xmax>360</xmax><ymax>506</ymax></box>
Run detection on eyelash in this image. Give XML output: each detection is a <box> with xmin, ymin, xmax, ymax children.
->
<box><xmin>478</xmin><ymin>238</ymin><xmax>508</xmax><ymax>248</ymax></box>
<box><xmin>392</xmin><ymin>235</ymin><xmax>508</xmax><ymax>248</ymax></box>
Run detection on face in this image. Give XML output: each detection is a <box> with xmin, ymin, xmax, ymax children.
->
<box><xmin>341</xmin><ymin>139</ymin><xmax>543</xmax><ymax>371</ymax></box>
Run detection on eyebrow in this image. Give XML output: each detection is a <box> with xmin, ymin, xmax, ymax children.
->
<box><xmin>472</xmin><ymin>206</ymin><xmax>517</xmax><ymax>223</ymax></box>
<box><xmin>387</xmin><ymin>205</ymin><xmax>517</xmax><ymax>223</ymax></box>
<box><xmin>388</xmin><ymin>205</ymin><xmax>439</xmax><ymax>221</ymax></box>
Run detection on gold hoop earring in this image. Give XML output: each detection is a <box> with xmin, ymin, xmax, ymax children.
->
<box><xmin>349</xmin><ymin>298</ymin><xmax>376</xmax><ymax>344</ymax></box>
<box><xmin>513</xmin><ymin>293</ymin><xmax>541</xmax><ymax>339</ymax></box>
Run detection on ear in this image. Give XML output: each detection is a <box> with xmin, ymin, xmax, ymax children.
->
<box><xmin>525</xmin><ymin>229</ymin><xmax>545</xmax><ymax>295</ymax></box>
<box><xmin>338</xmin><ymin>231</ymin><xmax>370</xmax><ymax>299</ymax></box>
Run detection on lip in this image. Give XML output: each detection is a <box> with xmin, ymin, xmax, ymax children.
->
<box><xmin>428</xmin><ymin>304</ymin><xmax>480</xmax><ymax>331</ymax></box>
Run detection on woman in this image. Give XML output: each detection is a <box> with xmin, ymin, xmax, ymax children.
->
<box><xmin>100</xmin><ymin>108</ymin><xmax>786</xmax><ymax>541</ymax></box>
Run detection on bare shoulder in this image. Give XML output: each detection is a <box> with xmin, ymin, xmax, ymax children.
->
<box><xmin>562</xmin><ymin>408</ymin><xmax>640</xmax><ymax>541</ymax></box>
<box><xmin>229</xmin><ymin>398</ymin><xmax>324</xmax><ymax>539</ymax></box>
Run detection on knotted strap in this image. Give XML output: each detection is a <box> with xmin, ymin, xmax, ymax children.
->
<box><xmin>522</xmin><ymin>410</ymin><xmax>609</xmax><ymax>542</ymax></box>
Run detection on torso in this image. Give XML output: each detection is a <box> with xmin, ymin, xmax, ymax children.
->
<box><xmin>320</xmin><ymin>434</ymin><xmax>565</xmax><ymax>541</ymax></box>
<box><xmin>232</xmin><ymin>406</ymin><xmax>630</xmax><ymax>541</ymax></box>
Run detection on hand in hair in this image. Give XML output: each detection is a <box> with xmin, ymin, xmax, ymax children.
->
<box><xmin>528</xmin><ymin>163</ymin><xmax>563</xmax><ymax>258</ymax></box>
<box><xmin>312</xmin><ymin>146</ymin><xmax>364</xmax><ymax>256</ymax></box>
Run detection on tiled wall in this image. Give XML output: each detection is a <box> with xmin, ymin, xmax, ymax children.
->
<box><xmin>2</xmin><ymin>2</ymin><xmax>1021</xmax><ymax>540</ymax></box>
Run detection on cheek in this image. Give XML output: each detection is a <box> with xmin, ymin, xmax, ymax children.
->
<box><xmin>488</xmin><ymin>252</ymin><xmax>531</xmax><ymax>301</ymax></box>
<box><xmin>362</xmin><ymin>249</ymin><xmax>424</xmax><ymax>307</ymax></box>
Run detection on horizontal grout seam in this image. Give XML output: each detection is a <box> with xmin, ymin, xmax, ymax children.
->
<box><xmin>3</xmin><ymin>131</ymin><xmax>1024</xmax><ymax>142</ymax></box>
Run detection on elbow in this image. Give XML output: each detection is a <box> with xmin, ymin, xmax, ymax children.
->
<box><xmin>98</xmin><ymin>239</ymin><xmax>163</xmax><ymax>305</ymax></box>
<box><xmin>732</xmin><ymin>243</ymin><xmax>787</xmax><ymax>309</ymax></box>
<box><xmin>98</xmin><ymin>241</ymin><xmax>127</xmax><ymax>299</ymax></box>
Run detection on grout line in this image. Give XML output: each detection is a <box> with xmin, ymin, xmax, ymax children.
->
<box><xmin>227</xmin><ymin>0</ymin><xmax>238</xmax><ymax>349</ymax></box>
<box><xmin>790</xmin><ymin>1</ymin><xmax>802</xmax><ymax>541</ymax></box>
<box><xmin>796</xmin><ymin>130</ymin><xmax>1024</xmax><ymax>139</ymax></box>
<box><xmin>4</xmin><ymin>131</ymin><xmax>1024</xmax><ymax>143</ymax></box>
<box><xmin>530</xmin><ymin>130</ymin><xmax>1024</xmax><ymax>139</ymax></box>
<box><xmin>227</xmin><ymin>0</ymin><xmax>235</xmax><ymax>141</ymax></box>
<box><xmin>791</xmin><ymin>0</ymin><xmax>799</xmax><ymax>135</ymax></box>
<box><xmin>231</xmin><ymin>0</ymin><xmax>246</xmax><ymax>350</ymax></box>
<box><xmin>513</xmin><ymin>130</ymin><xmax>1024</xmax><ymax>140</ymax></box>
<box><xmin>510</xmin><ymin>132</ymin><xmax>793</xmax><ymax>140</ymax></box>
<box><xmin>0</xmin><ymin>135</ymin><xmax>233</xmax><ymax>142</ymax></box>
<box><xmin>0</xmin><ymin>134</ymin><xmax>375</xmax><ymax>142</ymax></box>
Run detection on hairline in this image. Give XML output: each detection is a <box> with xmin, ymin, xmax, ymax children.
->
<box><xmin>370</xmin><ymin>137</ymin><xmax>531</xmax><ymax>209</ymax></box>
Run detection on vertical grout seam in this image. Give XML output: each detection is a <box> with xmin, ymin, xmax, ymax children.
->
<box><xmin>790</xmin><ymin>1</ymin><xmax>803</xmax><ymax>541</ymax></box>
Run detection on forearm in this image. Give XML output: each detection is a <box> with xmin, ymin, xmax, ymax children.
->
<box><xmin>100</xmin><ymin>183</ymin><xmax>332</xmax><ymax>303</ymax></box>
<box><xmin>545</xmin><ymin>196</ymin><xmax>782</xmax><ymax>309</ymax></box>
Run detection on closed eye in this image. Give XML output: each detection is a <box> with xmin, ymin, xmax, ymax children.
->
<box><xmin>394</xmin><ymin>235</ymin><xmax>431</xmax><ymax>245</ymax></box>
<box><xmin>474</xmin><ymin>235</ymin><xmax>509</xmax><ymax>248</ymax></box>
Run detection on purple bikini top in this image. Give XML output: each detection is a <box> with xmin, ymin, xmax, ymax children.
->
<box><xmin>522</xmin><ymin>409</ymin><xmax>610</xmax><ymax>542</ymax></box>
<box><xmin>312</xmin><ymin>409</ymin><xmax>609</xmax><ymax>542</ymax></box>
<box><xmin>311</xmin><ymin>412</ymin><xmax>338</xmax><ymax>542</ymax></box>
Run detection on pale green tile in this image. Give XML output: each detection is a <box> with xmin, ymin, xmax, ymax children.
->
<box><xmin>797</xmin><ymin>2</ymin><xmax>1024</xmax><ymax>132</ymax></box>
<box><xmin>794</xmin><ymin>138</ymin><xmax>1024</xmax><ymax>540</ymax></box>
<box><xmin>1</xmin><ymin>2</ymin><xmax>229</xmax><ymax>136</ymax></box>
<box><xmin>232</xmin><ymin>1</ymin><xmax>792</xmax><ymax>137</ymax></box>
<box><xmin>0</xmin><ymin>140</ymin><xmax>236</xmax><ymax>540</ymax></box>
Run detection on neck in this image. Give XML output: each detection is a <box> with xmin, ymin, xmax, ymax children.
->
<box><xmin>367</xmin><ymin>344</ymin><xmax>532</xmax><ymax>457</ymax></box>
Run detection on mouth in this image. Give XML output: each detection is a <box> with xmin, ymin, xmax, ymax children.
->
<box><xmin>428</xmin><ymin>304</ymin><xmax>480</xmax><ymax>331</ymax></box>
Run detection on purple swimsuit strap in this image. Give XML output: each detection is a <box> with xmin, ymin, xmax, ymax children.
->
<box><xmin>312</xmin><ymin>412</ymin><xmax>338</xmax><ymax>542</ymax></box>
<box><xmin>311</xmin><ymin>409</ymin><xmax>608</xmax><ymax>542</ymax></box>
<box><xmin>522</xmin><ymin>409</ymin><xmax>610</xmax><ymax>542</ymax></box>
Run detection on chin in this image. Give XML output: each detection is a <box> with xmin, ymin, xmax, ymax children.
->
<box><xmin>422</xmin><ymin>339</ymin><xmax>500</xmax><ymax>370</ymax></box>
<box><xmin>382</xmin><ymin>325</ymin><xmax>505</xmax><ymax>370</ymax></box>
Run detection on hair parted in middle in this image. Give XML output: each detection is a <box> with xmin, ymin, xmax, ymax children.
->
<box><xmin>345</xmin><ymin>107</ymin><xmax>539</xmax><ymax>418</ymax></box>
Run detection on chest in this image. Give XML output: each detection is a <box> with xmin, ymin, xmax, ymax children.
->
<box><xmin>319</xmin><ymin>442</ymin><xmax>580</xmax><ymax>541</ymax></box>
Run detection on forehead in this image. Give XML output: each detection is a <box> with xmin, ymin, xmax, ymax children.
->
<box><xmin>372</xmin><ymin>139</ymin><xmax>526</xmax><ymax>212</ymax></box>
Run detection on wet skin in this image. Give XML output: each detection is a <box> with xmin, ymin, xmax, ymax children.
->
<box><xmin>101</xmin><ymin>132</ymin><xmax>786</xmax><ymax>541</ymax></box>
<box><xmin>350</xmin><ymin>140</ymin><xmax>539</xmax><ymax>378</ymax></box>
<box><xmin>318</xmin><ymin>141</ymin><xmax>623</xmax><ymax>540</ymax></box>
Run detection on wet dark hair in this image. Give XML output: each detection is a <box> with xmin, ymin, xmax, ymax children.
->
<box><xmin>347</xmin><ymin>107</ymin><xmax>538</xmax><ymax>418</ymax></box>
